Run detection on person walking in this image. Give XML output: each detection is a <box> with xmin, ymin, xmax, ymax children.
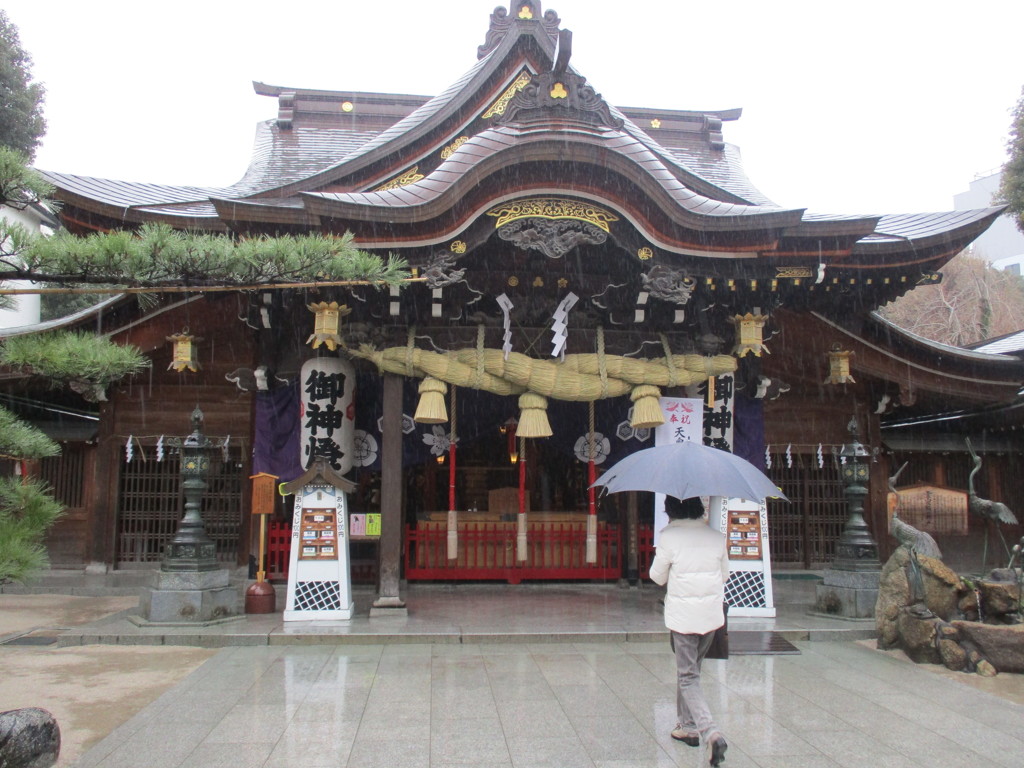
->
<box><xmin>649</xmin><ymin>495</ymin><xmax>729</xmax><ymax>766</ymax></box>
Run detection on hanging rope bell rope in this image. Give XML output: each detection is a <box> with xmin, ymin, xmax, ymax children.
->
<box><xmin>517</xmin><ymin>392</ymin><xmax>552</xmax><ymax>437</ymax></box>
<box><xmin>629</xmin><ymin>384</ymin><xmax>664</xmax><ymax>428</ymax></box>
<box><xmin>414</xmin><ymin>377</ymin><xmax>448</xmax><ymax>423</ymax></box>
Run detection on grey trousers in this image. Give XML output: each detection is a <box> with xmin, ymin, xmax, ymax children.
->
<box><xmin>671</xmin><ymin>629</ymin><xmax>719</xmax><ymax>738</ymax></box>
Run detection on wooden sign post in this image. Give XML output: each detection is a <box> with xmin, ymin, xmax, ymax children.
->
<box><xmin>245</xmin><ymin>472</ymin><xmax>279</xmax><ymax>614</ymax></box>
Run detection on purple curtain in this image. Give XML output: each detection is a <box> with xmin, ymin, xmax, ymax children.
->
<box><xmin>252</xmin><ymin>381</ymin><xmax>303</xmax><ymax>482</ymax></box>
<box><xmin>733</xmin><ymin>394</ymin><xmax>767</xmax><ymax>471</ymax></box>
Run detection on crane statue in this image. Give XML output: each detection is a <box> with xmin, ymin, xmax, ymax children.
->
<box><xmin>888</xmin><ymin>461</ymin><xmax>942</xmax><ymax>560</ymax></box>
<box><xmin>965</xmin><ymin>438</ymin><xmax>1018</xmax><ymax>568</ymax></box>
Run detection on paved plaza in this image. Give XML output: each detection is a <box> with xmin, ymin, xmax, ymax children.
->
<box><xmin>1</xmin><ymin>583</ymin><xmax>1022</xmax><ymax>768</ymax></box>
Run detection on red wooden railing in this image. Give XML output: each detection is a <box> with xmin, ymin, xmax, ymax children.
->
<box><xmin>266</xmin><ymin>520</ymin><xmax>623</xmax><ymax>584</ymax></box>
<box><xmin>404</xmin><ymin>522</ymin><xmax>622</xmax><ymax>583</ymax></box>
<box><xmin>267</xmin><ymin>520</ymin><xmax>292</xmax><ymax>579</ymax></box>
<box><xmin>638</xmin><ymin>524</ymin><xmax>654</xmax><ymax>578</ymax></box>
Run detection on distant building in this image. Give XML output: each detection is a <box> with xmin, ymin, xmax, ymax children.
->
<box><xmin>953</xmin><ymin>171</ymin><xmax>1024</xmax><ymax>273</ymax></box>
<box><xmin>0</xmin><ymin>202</ymin><xmax>58</xmax><ymax>328</ymax></box>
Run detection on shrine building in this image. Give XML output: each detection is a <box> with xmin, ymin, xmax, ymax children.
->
<box><xmin>19</xmin><ymin>1</ymin><xmax>1024</xmax><ymax>602</ymax></box>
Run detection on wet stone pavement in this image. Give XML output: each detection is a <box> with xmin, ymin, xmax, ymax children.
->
<box><xmin>73</xmin><ymin>638</ymin><xmax>1022</xmax><ymax>768</ymax></box>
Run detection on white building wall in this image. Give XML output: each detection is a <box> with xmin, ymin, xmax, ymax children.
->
<box><xmin>953</xmin><ymin>172</ymin><xmax>1024</xmax><ymax>273</ymax></box>
<box><xmin>0</xmin><ymin>205</ymin><xmax>44</xmax><ymax>329</ymax></box>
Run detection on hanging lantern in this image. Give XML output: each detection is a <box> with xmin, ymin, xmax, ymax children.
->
<box><xmin>729</xmin><ymin>312</ymin><xmax>770</xmax><ymax>357</ymax></box>
<box><xmin>629</xmin><ymin>385</ymin><xmax>665</xmax><ymax>429</ymax></box>
<box><xmin>306</xmin><ymin>301</ymin><xmax>351</xmax><ymax>351</ymax></box>
<box><xmin>500</xmin><ymin>417</ymin><xmax>519</xmax><ymax>463</ymax></box>
<box><xmin>167</xmin><ymin>331</ymin><xmax>200</xmax><ymax>372</ymax></box>
<box><xmin>825</xmin><ymin>344</ymin><xmax>856</xmax><ymax>385</ymax></box>
<box><xmin>517</xmin><ymin>392</ymin><xmax>552</xmax><ymax>437</ymax></box>
<box><xmin>414</xmin><ymin>377</ymin><xmax>448</xmax><ymax>423</ymax></box>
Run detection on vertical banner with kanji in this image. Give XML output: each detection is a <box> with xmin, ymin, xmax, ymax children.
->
<box><xmin>702</xmin><ymin>373</ymin><xmax>774</xmax><ymax>618</ymax></box>
<box><xmin>300</xmin><ymin>357</ymin><xmax>356</xmax><ymax>474</ymax></box>
<box><xmin>652</xmin><ymin>397</ymin><xmax>703</xmax><ymax>543</ymax></box>
<box><xmin>702</xmin><ymin>373</ymin><xmax>734</xmax><ymax>452</ymax></box>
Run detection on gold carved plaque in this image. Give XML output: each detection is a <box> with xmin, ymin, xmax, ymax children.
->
<box><xmin>550</xmin><ymin>82</ymin><xmax>568</xmax><ymax>99</ymax></box>
<box><xmin>637</xmin><ymin>247</ymin><xmax>654</xmax><ymax>260</ymax></box>
<box><xmin>775</xmin><ymin>266</ymin><xmax>814</xmax><ymax>279</ymax></box>
<box><xmin>441</xmin><ymin>137</ymin><xmax>470</xmax><ymax>160</ymax></box>
<box><xmin>373</xmin><ymin>166</ymin><xmax>425</xmax><ymax>192</ymax></box>
<box><xmin>483</xmin><ymin>70</ymin><xmax>533</xmax><ymax>119</ymax></box>
<box><xmin>518</xmin><ymin>4</ymin><xmax>533</xmax><ymax>19</ymax></box>
<box><xmin>486</xmin><ymin>198</ymin><xmax>619</xmax><ymax>233</ymax></box>
<box><xmin>450</xmin><ymin>241</ymin><xmax>467</xmax><ymax>254</ymax></box>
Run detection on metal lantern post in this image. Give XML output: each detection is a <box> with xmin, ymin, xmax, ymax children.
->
<box><xmin>815</xmin><ymin>416</ymin><xmax>882</xmax><ymax>618</ymax></box>
<box><xmin>135</xmin><ymin>406</ymin><xmax>241</xmax><ymax>626</ymax></box>
<box><xmin>162</xmin><ymin>406</ymin><xmax>218</xmax><ymax>572</ymax></box>
<box><xmin>834</xmin><ymin>417</ymin><xmax>880</xmax><ymax>570</ymax></box>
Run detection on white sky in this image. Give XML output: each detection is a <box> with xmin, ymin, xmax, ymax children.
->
<box><xmin>5</xmin><ymin>0</ymin><xmax>1024</xmax><ymax>215</ymax></box>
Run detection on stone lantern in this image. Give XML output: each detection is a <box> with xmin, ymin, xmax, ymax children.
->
<box><xmin>815</xmin><ymin>417</ymin><xmax>882</xmax><ymax>618</ymax></box>
<box><xmin>135</xmin><ymin>406</ymin><xmax>240</xmax><ymax>625</ymax></box>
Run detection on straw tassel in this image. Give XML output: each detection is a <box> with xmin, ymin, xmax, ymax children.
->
<box><xmin>414</xmin><ymin>377</ymin><xmax>448</xmax><ymax>423</ymax></box>
<box><xmin>517</xmin><ymin>392</ymin><xmax>552</xmax><ymax>437</ymax></box>
<box><xmin>629</xmin><ymin>385</ymin><xmax>665</xmax><ymax>429</ymax></box>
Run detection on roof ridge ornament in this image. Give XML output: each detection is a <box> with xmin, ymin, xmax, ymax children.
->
<box><xmin>477</xmin><ymin>2</ymin><xmax>561</xmax><ymax>60</ymax></box>
<box><xmin>496</xmin><ymin>28</ymin><xmax>623</xmax><ymax>130</ymax></box>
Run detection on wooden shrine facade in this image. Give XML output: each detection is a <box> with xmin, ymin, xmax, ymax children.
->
<box><xmin>14</xmin><ymin>2</ymin><xmax>1024</xmax><ymax>591</ymax></box>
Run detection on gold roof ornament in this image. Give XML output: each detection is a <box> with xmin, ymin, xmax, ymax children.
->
<box><xmin>373</xmin><ymin>166</ymin><xmax>425</xmax><ymax>192</ymax></box>
<box><xmin>729</xmin><ymin>313</ymin><xmax>770</xmax><ymax>358</ymax></box>
<box><xmin>167</xmin><ymin>330</ymin><xmax>200</xmax><ymax>372</ymax></box>
<box><xmin>825</xmin><ymin>344</ymin><xmax>855</xmax><ymax>385</ymax></box>
<box><xmin>482</xmin><ymin>70</ymin><xmax>532</xmax><ymax>119</ymax></box>
<box><xmin>306</xmin><ymin>301</ymin><xmax>351</xmax><ymax>351</ymax></box>
<box><xmin>487</xmin><ymin>198</ymin><xmax>619</xmax><ymax>233</ymax></box>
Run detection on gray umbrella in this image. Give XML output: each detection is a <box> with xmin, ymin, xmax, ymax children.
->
<box><xmin>590</xmin><ymin>440</ymin><xmax>787</xmax><ymax>502</ymax></box>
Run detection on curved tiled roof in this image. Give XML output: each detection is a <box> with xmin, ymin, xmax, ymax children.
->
<box><xmin>229</xmin><ymin>121</ymin><xmax>382</xmax><ymax>195</ymax></box>
<box><xmin>35</xmin><ymin>2</ymin><xmax>1004</xmax><ymax>277</ymax></box>
<box><xmin>35</xmin><ymin>171</ymin><xmax>232</xmax><ymax>211</ymax></box>
<box><xmin>614</xmin><ymin>109</ymin><xmax>778</xmax><ymax>207</ymax></box>
<box><xmin>862</xmin><ymin>209</ymin><xmax>1006</xmax><ymax>242</ymax></box>
<box><xmin>302</xmin><ymin>123</ymin><xmax>804</xmax><ymax>229</ymax></box>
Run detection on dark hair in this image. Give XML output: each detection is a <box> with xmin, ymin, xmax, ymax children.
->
<box><xmin>664</xmin><ymin>496</ymin><xmax>705</xmax><ymax>520</ymax></box>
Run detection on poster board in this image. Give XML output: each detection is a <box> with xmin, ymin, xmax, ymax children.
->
<box><xmin>283</xmin><ymin>479</ymin><xmax>354</xmax><ymax>621</ymax></box>
<box><xmin>709</xmin><ymin>496</ymin><xmax>775</xmax><ymax>618</ymax></box>
<box><xmin>652</xmin><ymin>397</ymin><xmax>703</xmax><ymax>544</ymax></box>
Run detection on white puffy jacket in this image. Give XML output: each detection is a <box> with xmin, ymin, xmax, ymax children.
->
<box><xmin>649</xmin><ymin>518</ymin><xmax>730</xmax><ymax>635</ymax></box>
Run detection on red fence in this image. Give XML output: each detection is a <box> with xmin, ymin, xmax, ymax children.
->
<box><xmin>638</xmin><ymin>524</ymin><xmax>654</xmax><ymax>578</ymax></box>
<box><xmin>267</xmin><ymin>521</ymin><xmax>292</xmax><ymax>579</ymax></box>
<box><xmin>266</xmin><ymin>520</ymin><xmax>623</xmax><ymax>584</ymax></box>
<box><xmin>404</xmin><ymin>522</ymin><xmax>622</xmax><ymax>583</ymax></box>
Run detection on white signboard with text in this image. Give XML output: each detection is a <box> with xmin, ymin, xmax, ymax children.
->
<box><xmin>652</xmin><ymin>397</ymin><xmax>703</xmax><ymax>542</ymax></box>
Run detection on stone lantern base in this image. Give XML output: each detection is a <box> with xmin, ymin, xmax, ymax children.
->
<box><xmin>814</xmin><ymin>568</ymin><xmax>880</xmax><ymax>619</ymax></box>
<box><xmin>133</xmin><ymin>568</ymin><xmax>242</xmax><ymax>626</ymax></box>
